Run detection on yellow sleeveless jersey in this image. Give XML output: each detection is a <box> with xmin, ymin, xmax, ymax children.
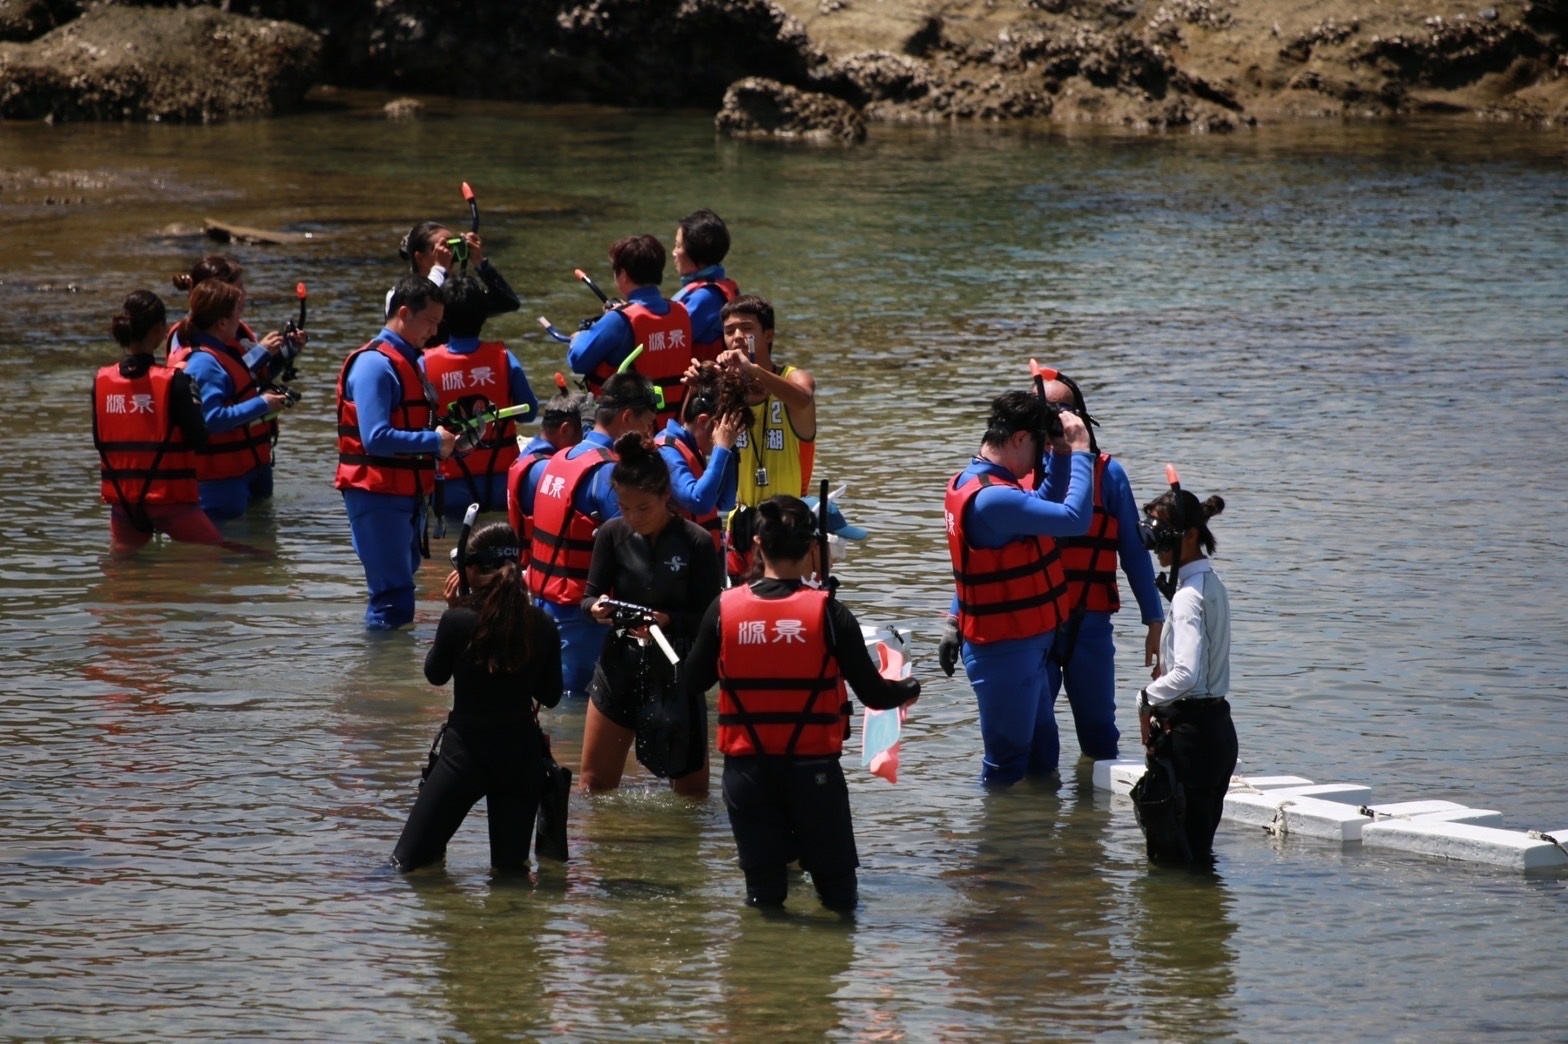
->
<box><xmin>733</xmin><ymin>364</ymin><xmax>814</xmax><ymax>507</ymax></box>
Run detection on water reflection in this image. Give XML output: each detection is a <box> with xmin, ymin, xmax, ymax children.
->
<box><xmin>1125</xmin><ymin>866</ymin><xmax>1238</xmax><ymax>1040</ymax></box>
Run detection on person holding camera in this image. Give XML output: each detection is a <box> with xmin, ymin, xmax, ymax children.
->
<box><xmin>568</xmin><ymin>234</ymin><xmax>693</xmax><ymax>429</ymax></box>
<box><xmin>179</xmin><ymin>280</ymin><xmax>291</xmax><ymax>522</ymax></box>
<box><xmin>655</xmin><ymin>362</ymin><xmax>747</xmax><ymax>552</ymax></box>
<box><xmin>392</xmin><ymin>521</ymin><xmax>563</xmax><ymax>873</ymax></box>
<box><xmin>938</xmin><ymin>390</ymin><xmax>1095</xmax><ymax>786</ymax></box>
<box><xmin>671</xmin><ymin>208</ymin><xmax>739</xmax><ymax>363</ymax></box>
<box><xmin>386</xmin><ymin>220</ymin><xmax>521</xmax><ymax>343</ymax></box>
<box><xmin>336</xmin><ymin>276</ymin><xmax>459</xmax><ymax>631</ymax></box>
<box><xmin>1136</xmin><ymin>485</ymin><xmax>1233</xmax><ymax>863</ymax></box>
<box><xmin>682</xmin><ymin>495</ymin><xmax>920</xmax><ymax>912</ymax></box>
<box><xmin>1037</xmin><ymin>375</ymin><xmax>1165</xmax><ymax>769</ymax></box>
<box><xmin>527</xmin><ymin>372</ymin><xmax>660</xmax><ymax>700</ymax></box>
<box><xmin>578</xmin><ymin>433</ymin><xmax>721</xmax><ymax>795</ymax></box>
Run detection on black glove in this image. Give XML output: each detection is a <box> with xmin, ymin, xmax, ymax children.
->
<box><xmin>938</xmin><ymin>618</ymin><xmax>961</xmax><ymax>678</ymax></box>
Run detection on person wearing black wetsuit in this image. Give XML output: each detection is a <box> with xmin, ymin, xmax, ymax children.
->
<box><xmin>579</xmin><ymin>433</ymin><xmax>722</xmax><ymax>796</ymax></box>
<box><xmin>392</xmin><ymin>522</ymin><xmax>562</xmax><ymax>873</ymax></box>
<box><xmin>683</xmin><ymin>495</ymin><xmax>920</xmax><ymax>912</ymax></box>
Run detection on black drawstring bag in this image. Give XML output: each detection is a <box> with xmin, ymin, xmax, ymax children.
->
<box><xmin>535</xmin><ymin>728</ymin><xmax>570</xmax><ymax>862</ymax></box>
<box><xmin>1130</xmin><ymin>753</ymin><xmax>1193</xmax><ymax>864</ymax></box>
<box><xmin>633</xmin><ymin>643</ymin><xmax>691</xmax><ymax>779</ymax></box>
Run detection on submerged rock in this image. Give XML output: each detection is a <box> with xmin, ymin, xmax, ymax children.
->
<box><xmin>0</xmin><ymin>5</ymin><xmax>320</xmax><ymax>122</ymax></box>
<box><xmin>716</xmin><ymin>76</ymin><xmax>866</xmax><ymax>141</ymax></box>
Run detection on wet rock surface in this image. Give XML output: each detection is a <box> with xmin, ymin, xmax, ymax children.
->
<box><xmin>0</xmin><ymin>5</ymin><xmax>320</xmax><ymax>122</ymax></box>
<box><xmin>715</xmin><ymin>75</ymin><xmax>867</xmax><ymax>140</ymax></box>
<box><xmin>1</xmin><ymin>0</ymin><xmax>1563</xmax><ymax>128</ymax></box>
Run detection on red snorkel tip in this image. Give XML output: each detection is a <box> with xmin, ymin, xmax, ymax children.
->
<box><xmin>553</xmin><ymin>371</ymin><xmax>568</xmax><ymax>392</ymax></box>
<box><xmin>461</xmin><ymin>181</ymin><xmax>475</xmax><ymax>203</ymax></box>
<box><xmin>295</xmin><ymin>282</ymin><xmax>307</xmax><ymax>300</ymax></box>
<box><xmin>1165</xmin><ymin>463</ymin><xmax>1181</xmax><ymax>488</ymax></box>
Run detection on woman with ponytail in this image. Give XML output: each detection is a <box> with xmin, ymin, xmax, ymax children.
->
<box><xmin>165</xmin><ymin>256</ymin><xmax>299</xmax><ymax>370</ymax></box>
<box><xmin>1135</xmin><ymin>488</ymin><xmax>1235</xmax><ymax>864</ymax></box>
<box><xmin>578</xmin><ymin>432</ymin><xmax>723</xmax><ymax>795</ymax></box>
<box><xmin>392</xmin><ymin>522</ymin><xmax>563</xmax><ymax>873</ymax></box>
<box><xmin>93</xmin><ymin>291</ymin><xmax>223</xmax><ymax>553</ymax></box>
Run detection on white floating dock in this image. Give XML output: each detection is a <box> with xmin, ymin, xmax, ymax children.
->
<box><xmin>1361</xmin><ymin>821</ymin><xmax>1568</xmax><ymax>871</ymax></box>
<box><xmin>1091</xmin><ymin>760</ymin><xmax>1562</xmax><ymax>871</ymax></box>
<box><xmin>1224</xmin><ymin>792</ymin><xmax>1373</xmax><ymax>841</ymax></box>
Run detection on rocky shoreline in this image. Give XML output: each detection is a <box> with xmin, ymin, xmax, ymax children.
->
<box><xmin>0</xmin><ymin>0</ymin><xmax>1563</xmax><ymax>132</ymax></box>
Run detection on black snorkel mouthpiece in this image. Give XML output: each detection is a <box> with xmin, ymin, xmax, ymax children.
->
<box><xmin>817</xmin><ymin>478</ymin><xmax>833</xmax><ymax>595</ymax></box>
<box><xmin>451</xmin><ymin>502</ymin><xmax>480</xmax><ymax>598</ymax></box>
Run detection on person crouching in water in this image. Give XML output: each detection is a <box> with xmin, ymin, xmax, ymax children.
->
<box><xmin>392</xmin><ymin>522</ymin><xmax>562</xmax><ymax>873</ymax></box>
<box><xmin>579</xmin><ymin>434</ymin><xmax>723</xmax><ymax>795</ymax></box>
<box><xmin>683</xmin><ymin>496</ymin><xmax>920</xmax><ymax>913</ymax></box>
<box><xmin>1136</xmin><ymin>487</ymin><xmax>1234</xmax><ymax>864</ymax></box>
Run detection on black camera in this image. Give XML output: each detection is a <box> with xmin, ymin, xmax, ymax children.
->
<box><xmin>602</xmin><ymin>598</ymin><xmax>658</xmax><ymax>629</ymax></box>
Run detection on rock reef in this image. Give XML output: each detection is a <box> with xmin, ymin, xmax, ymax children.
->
<box><xmin>0</xmin><ymin>5</ymin><xmax>319</xmax><ymax>122</ymax></box>
<box><xmin>0</xmin><ymin>0</ymin><xmax>1563</xmax><ymax>131</ymax></box>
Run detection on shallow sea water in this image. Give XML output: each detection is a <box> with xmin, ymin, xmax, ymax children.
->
<box><xmin>2</xmin><ymin>95</ymin><xmax>1566</xmax><ymax>1040</ymax></box>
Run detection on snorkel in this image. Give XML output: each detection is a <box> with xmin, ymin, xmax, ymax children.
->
<box><xmin>1141</xmin><ymin>464</ymin><xmax>1187</xmax><ymax>601</ymax></box>
<box><xmin>613</xmin><ymin>344</ymin><xmax>666</xmax><ymax>412</ymax></box>
<box><xmin>452</xmin><ymin>502</ymin><xmax>480</xmax><ymax>599</ymax></box>
<box><xmin>575</xmin><ymin>267</ymin><xmax>613</xmax><ymax>306</ymax></box>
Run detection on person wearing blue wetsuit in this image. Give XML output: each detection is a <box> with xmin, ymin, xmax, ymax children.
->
<box><xmin>180</xmin><ymin>279</ymin><xmax>290</xmax><ymax>521</ymax></box>
<box><xmin>567</xmin><ymin>235</ymin><xmax>692</xmax><ymax>428</ymax></box>
<box><xmin>939</xmin><ymin>390</ymin><xmax>1094</xmax><ymax>786</ymax></box>
<box><xmin>1039</xmin><ymin>376</ymin><xmax>1164</xmax><ymax>764</ymax></box>
<box><xmin>656</xmin><ymin>362</ymin><xmax>745</xmax><ymax>550</ymax></box>
<box><xmin>335</xmin><ymin>276</ymin><xmax>458</xmax><ymax>631</ymax></box>
<box><xmin>526</xmin><ymin>372</ymin><xmax>658</xmax><ymax>701</ymax></box>
<box><xmin>671</xmin><ymin>208</ymin><xmax>738</xmax><ymax>364</ymax></box>
<box><xmin>506</xmin><ymin>390</ymin><xmax>586</xmax><ymax>551</ymax></box>
<box><xmin>424</xmin><ymin>273</ymin><xmax>540</xmax><ymax>520</ymax></box>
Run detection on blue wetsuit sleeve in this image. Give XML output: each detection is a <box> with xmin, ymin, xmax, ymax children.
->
<box><xmin>507</xmin><ymin>354</ymin><xmax>539</xmax><ymax>423</ymax></box>
<box><xmin>687</xmin><ymin>286</ymin><xmax>723</xmax><ymax>349</ymax></box>
<box><xmin>185</xmin><ymin>352</ymin><xmax>270</xmax><ymax>434</ymax></box>
<box><xmin>566</xmin><ymin>311</ymin><xmax>632</xmax><ymax>376</ymax></box>
<box><xmin>971</xmin><ymin>452</ymin><xmax>1095</xmax><ymax>540</ymax></box>
<box><xmin>345</xmin><ymin>352</ymin><xmax>442</xmax><ymax>457</ymax></box>
<box><xmin>714</xmin><ymin>447</ymin><xmax>738</xmax><ymax>513</ymax></box>
<box><xmin>661</xmin><ymin>444</ymin><xmax>732</xmax><ymax>515</ymax></box>
<box><xmin>1105</xmin><ymin>460</ymin><xmax>1164</xmax><ymax>625</ymax></box>
<box><xmin>571</xmin><ymin>459</ymin><xmax>621</xmax><ymax>521</ymax></box>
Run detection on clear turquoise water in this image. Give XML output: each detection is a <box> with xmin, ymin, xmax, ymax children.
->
<box><xmin>2</xmin><ymin>94</ymin><xmax>1566</xmax><ymax>1040</ymax></box>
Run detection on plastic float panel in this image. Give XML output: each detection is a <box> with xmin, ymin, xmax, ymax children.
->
<box><xmin>1222</xmin><ymin>792</ymin><xmax>1372</xmax><ymax>840</ymax></box>
<box><xmin>1091</xmin><ymin>759</ymin><xmax>1148</xmax><ymax>794</ymax></box>
<box><xmin>1409</xmin><ymin>808</ymin><xmax>1505</xmax><ymax>828</ymax></box>
<box><xmin>1360</xmin><ymin>821</ymin><xmax>1568</xmax><ymax>870</ymax></box>
<box><xmin>1364</xmin><ymin>800</ymin><xmax>1468</xmax><ymax>819</ymax></box>
<box><xmin>1264</xmin><ymin>783</ymin><xmax>1374</xmax><ymax>806</ymax></box>
<box><xmin>1234</xmin><ymin>776</ymin><xmax>1315</xmax><ymax>790</ymax></box>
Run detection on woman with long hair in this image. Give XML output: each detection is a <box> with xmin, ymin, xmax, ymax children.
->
<box><xmin>393</xmin><ymin>522</ymin><xmax>563</xmax><ymax>873</ymax></box>
<box><xmin>579</xmin><ymin>432</ymin><xmax>723</xmax><ymax>796</ymax></box>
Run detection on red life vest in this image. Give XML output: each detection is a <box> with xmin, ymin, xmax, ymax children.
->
<box><xmin>683</xmin><ymin>277</ymin><xmax>739</xmax><ymax>362</ymax></box>
<box><xmin>526</xmin><ymin>443</ymin><xmax>616</xmax><ymax>605</ymax></box>
<box><xmin>506</xmin><ymin>446</ymin><xmax>557</xmax><ymax>568</ymax></box>
<box><xmin>93</xmin><ymin>362</ymin><xmax>199</xmax><ymax>509</ymax></box>
<box><xmin>333</xmin><ymin>340</ymin><xmax>436</xmax><ymax>497</ymax></box>
<box><xmin>654</xmin><ymin>431</ymin><xmax>723</xmax><ymax>550</ymax></box>
<box><xmin>716</xmin><ymin>585</ymin><xmax>850</xmax><ymax>757</ymax></box>
<box><xmin>944</xmin><ymin>470</ymin><xmax>1070</xmax><ymax>644</ymax></box>
<box><xmin>423</xmin><ymin>340</ymin><xmax>520</xmax><ymax>485</ymax></box>
<box><xmin>190</xmin><ymin>340</ymin><xmax>272</xmax><ymax>481</ymax></box>
<box><xmin>166</xmin><ymin>319</ymin><xmax>257</xmax><ymax>370</ymax></box>
<box><xmin>587</xmin><ymin>300</ymin><xmax>692</xmax><ymax>429</ymax></box>
<box><xmin>1054</xmin><ymin>453</ymin><xmax>1120</xmax><ymax>614</ymax></box>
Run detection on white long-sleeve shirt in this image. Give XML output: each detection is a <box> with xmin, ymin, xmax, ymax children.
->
<box><xmin>1142</xmin><ymin>558</ymin><xmax>1230</xmax><ymax>707</ymax></box>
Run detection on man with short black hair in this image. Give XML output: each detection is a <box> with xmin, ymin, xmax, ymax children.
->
<box><xmin>672</xmin><ymin>208</ymin><xmax>738</xmax><ymax>363</ymax></box>
<box><xmin>335</xmin><ymin>275</ymin><xmax>457</xmax><ymax>630</ymax></box>
<box><xmin>568</xmin><ymin>234</ymin><xmax>692</xmax><ymax>428</ymax></box>
<box><xmin>939</xmin><ymin>389</ymin><xmax>1095</xmax><ymax>785</ymax></box>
